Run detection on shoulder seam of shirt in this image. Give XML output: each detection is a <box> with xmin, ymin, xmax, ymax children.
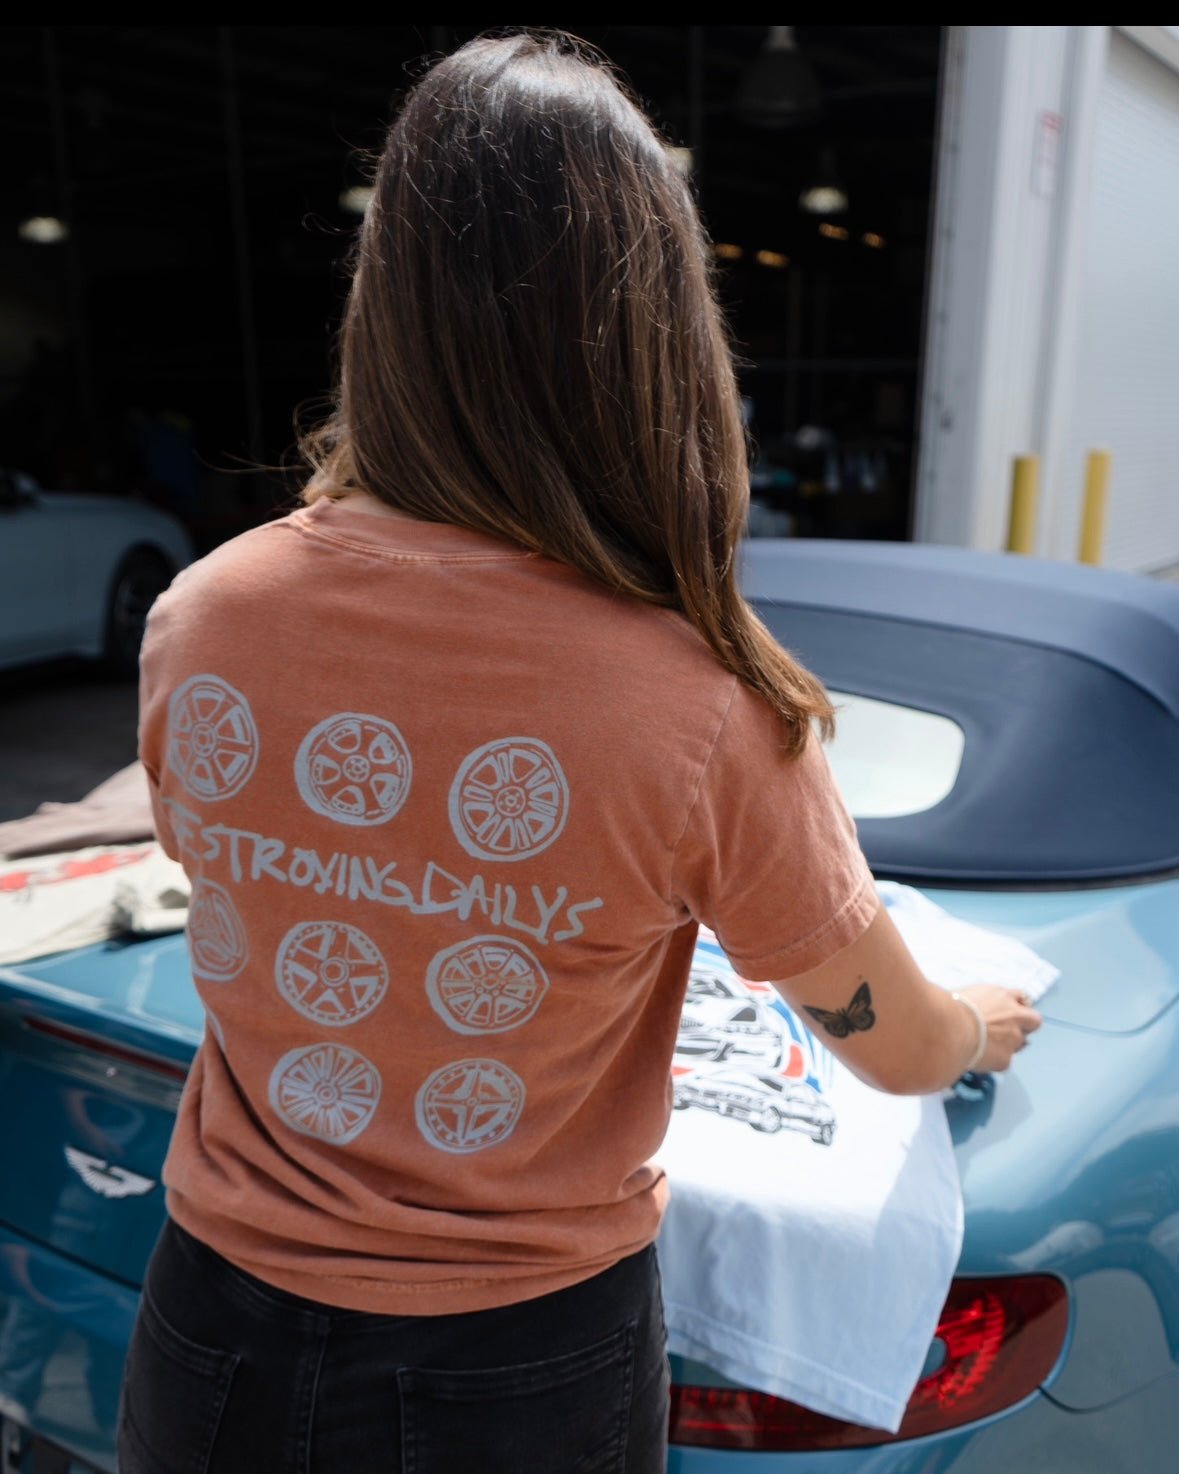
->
<box><xmin>285</xmin><ymin>512</ymin><xmax>536</xmax><ymax>565</ymax></box>
<box><xmin>667</xmin><ymin>673</ymin><xmax>740</xmax><ymax>909</ymax></box>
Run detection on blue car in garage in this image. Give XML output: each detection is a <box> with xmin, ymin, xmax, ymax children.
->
<box><xmin>0</xmin><ymin>539</ymin><xmax>1177</xmax><ymax>1472</ymax></box>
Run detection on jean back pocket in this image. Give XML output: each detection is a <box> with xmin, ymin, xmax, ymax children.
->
<box><xmin>398</xmin><ymin>1320</ymin><xmax>635</xmax><ymax>1474</ymax></box>
<box><xmin>118</xmin><ymin>1290</ymin><xmax>240</xmax><ymax>1474</ymax></box>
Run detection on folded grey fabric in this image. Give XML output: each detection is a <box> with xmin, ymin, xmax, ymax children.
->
<box><xmin>0</xmin><ymin>763</ymin><xmax>155</xmax><ymax>859</ymax></box>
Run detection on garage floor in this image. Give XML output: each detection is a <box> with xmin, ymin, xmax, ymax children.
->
<box><xmin>0</xmin><ymin>663</ymin><xmax>139</xmax><ymax>822</ymax></box>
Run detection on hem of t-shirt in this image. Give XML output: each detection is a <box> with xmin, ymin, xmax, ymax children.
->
<box><xmin>722</xmin><ymin>867</ymin><xmax>880</xmax><ymax>981</ymax></box>
<box><xmin>662</xmin><ymin>1296</ymin><xmax>908</xmax><ymax>1432</ymax></box>
<box><xmin>165</xmin><ymin>1190</ymin><xmax>659</xmax><ymax>1318</ymax></box>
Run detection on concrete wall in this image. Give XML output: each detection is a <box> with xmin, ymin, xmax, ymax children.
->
<box><xmin>915</xmin><ymin>25</ymin><xmax>1179</xmax><ymax>573</ymax></box>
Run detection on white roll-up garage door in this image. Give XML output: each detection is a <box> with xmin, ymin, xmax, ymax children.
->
<box><xmin>1067</xmin><ymin>31</ymin><xmax>1179</xmax><ymax>573</ymax></box>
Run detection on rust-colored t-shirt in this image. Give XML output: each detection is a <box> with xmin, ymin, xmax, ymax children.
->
<box><xmin>138</xmin><ymin>498</ymin><xmax>876</xmax><ymax>1314</ymax></box>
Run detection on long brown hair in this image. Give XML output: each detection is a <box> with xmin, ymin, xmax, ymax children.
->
<box><xmin>303</xmin><ymin>30</ymin><xmax>833</xmax><ymax>750</ymax></box>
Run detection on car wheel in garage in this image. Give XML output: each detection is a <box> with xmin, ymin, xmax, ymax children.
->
<box><xmin>103</xmin><ymin>548</ymin><xmax>173</xmax><ymax>679</ymax></box>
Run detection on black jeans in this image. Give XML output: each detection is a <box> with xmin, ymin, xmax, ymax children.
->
<box><xmin>117</xmin><ymin>1219</ymin><xmax>669</xmax><ymax>1474</ymax></box>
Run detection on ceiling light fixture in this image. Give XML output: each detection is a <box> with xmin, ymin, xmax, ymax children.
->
<box><xmin>862</xmin><ymin>232</ymin><xmax>887</xmax><ymax>249</ymax></box>
<box><xmin>714</xmin><ymin>243</ymin><xmax>744</xmax><ymax>260</ymax></box>
<box><xmin>800</xmin><ymin>184</ymin><xmax>849</xmax><ymax>215</ymax></box>
<box><xmin>18</xmin><ymin>215</ymin><xmax>68</xmax><ymax>244</ymax></box>
<box><xmin>799</xmin><ymin>147</ymin><xmax>848</xmax><ymax>215</ymax></box>
<box><xmin>818</xmin><ymin>222</ymin><xmax>849</xmax><ymax>241</ymax></box>
<box><xmin>756</xmin><ymin>249</ymin><xmax>790</xmax><ymax>269</ymax></box>
<box><xmin>736</xmin><ymin>26</ymin><xmax>822</xmax><ymax>129</ymax></box>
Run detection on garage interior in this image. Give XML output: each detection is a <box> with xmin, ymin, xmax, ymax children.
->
<box><xmin>1</xmin><ymin>25</ymin><xmax>941</xmax><ymax>554</ymax></box>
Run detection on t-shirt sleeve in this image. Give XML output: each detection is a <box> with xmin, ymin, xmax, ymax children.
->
<box><xmin>672</xmin><ymin>679</ymin><xmax>878</xmax><ymax>980</ymax></box>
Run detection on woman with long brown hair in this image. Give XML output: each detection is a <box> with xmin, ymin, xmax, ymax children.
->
<box><xmin>121</xmin><ymin>30</ymin><xmax>1037</xmax><ymax>1474</ymax></box>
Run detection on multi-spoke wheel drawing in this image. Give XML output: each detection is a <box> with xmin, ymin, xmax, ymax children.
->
<box><xmin>166</xmin><ymin>675</ymin><xmax>258</xmax><ymax>801</ymax></box>
<box><xmin>295</xmin><ymin>713</ymin><xmax>412</xmax><ymax>826</ymax></box>
<box><xmin>188</xmin><ymin>879</ymin><xmax>248</xmax><ymax>982</ymax></box>
<box><xmin>268</xmin><ymin>1043</ymin><xmax>381</xmax><ymax>1145</ymax></box>
<box><xmin>275</xmin><ymin>921</ymin><xmax>388</xmax><ymax>1026</ymax></box>
<box><xmin>415</xmin><ymin>1059</ymin><xmax>525</xmax><ymax>1154</ymax></box>
<box><xmin>448</xmin><ymin>738</ymin><xmax>568</xmax><ymax>861</ymax></box>
<box><xmin>426</xmin><ymin>936</ymin><xmax>548</xmax><ymax>1035</ymax></box>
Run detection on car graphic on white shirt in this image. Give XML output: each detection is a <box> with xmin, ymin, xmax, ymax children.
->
<box><xmin>672</xmin><ymin>1068</ymin><xmax>836</xmax><ymax>1145</ymax></box>
<box><xmin>675</xmin><ymin>969</ymin><xmax>786</xmax><ymax>1066</ymax></box>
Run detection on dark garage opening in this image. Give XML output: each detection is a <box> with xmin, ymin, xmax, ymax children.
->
<box><xmin>0</xmin><ymin>26</ymin><xmax>941</xmax><ymax>553</ymax></box>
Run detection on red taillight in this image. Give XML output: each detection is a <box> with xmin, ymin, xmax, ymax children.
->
<box><xmin>669</xmin><ymin>1275</ymin><xmax>1068</xmax><ymax>1452</ymax></box>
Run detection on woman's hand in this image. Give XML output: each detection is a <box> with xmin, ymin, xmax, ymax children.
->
<box><xmin>953</xmin><ymin>984</ymin><xmax>1042</xmax><ymax>1074</ymax></box>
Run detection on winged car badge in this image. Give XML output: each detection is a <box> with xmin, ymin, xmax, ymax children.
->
<box><xmin>64</xmin><ymin>1146</ymin><xmax>156</xmax><ymax>1200</ymax></box>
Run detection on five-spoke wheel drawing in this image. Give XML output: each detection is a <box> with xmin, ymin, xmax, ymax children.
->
<box><xmin>426</xmin><ymin>936</ymin><xmax>549</xmax><ymax>1035</ymax></box>
<box><xmin>295</xmin><ymin>712</ymin><xmax>412</xmax><ymax>826</ymax></box>
<box><xmin>269</xmin><ymin>1043</ymin><xmax>381</xmax><ymax>1144</ymax></box>
<box><xmin>415</xmin><ymin>1058</ymin><xmax>525</xmax><ymax>1153</ymax></box>
<box><xmin>275</xmin><ymin>921</ymin><xmax>389</xmax><ymax>1026</ymax></box>
<box><xmin>448</xmin><ymin>737</ymin><xmax>568</xmax><ymax>861</ymax></box>
<box><xmin>166</xmin><ymin>675</ymin><xmax>258</xmax><ymax>801</ymax></box>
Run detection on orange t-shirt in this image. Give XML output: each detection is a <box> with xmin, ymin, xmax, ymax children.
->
<box><xmin>138</xmin><ymin>498</ymin><xmax>877</xmax><ymax>1314</ymax></box>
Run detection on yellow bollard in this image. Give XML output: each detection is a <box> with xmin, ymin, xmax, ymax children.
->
<box><xmin>1079</xmin><ymin>449</ymin><xmax>1112</xmax><ymax>565</ymax></box>
<box><xmin>1006</xmin><ymin>455</ymin><xmax>1040</xmax><ymax>555</ymax></box>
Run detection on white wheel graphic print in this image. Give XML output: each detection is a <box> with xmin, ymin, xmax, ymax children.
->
<box><xmin>448</xmin><ymin>738</ymin><xmax>569</xmax><ymax>862</ymax></box>
<box><xmin>415</xmin><ymin>1059</ymin><xmax>525</xmax><ymax>1154</ymax></box>
<box><xmin>166</xmin><ymin>675</ymin><xmax>258</xmax><ymax>801</ymax></box>
<box><xmin>295</xmin><ymin>713</ymin><xmax>412</xmax><ymax>826</ymax></box>
<box><xmin>188</xmin><ymin>879</ymin><xmax>248</xmax><ymax>982</ymax></box>
<box><xmin>269</xmin><ymin>1043</ymin><xmax>381</xmax><ymax>1145</ymax></box>
<box><xmin>275</xmin><ymin>921</ymin><xmax>388</xmax><ymax>1026</ymax></box>
<box><xmin>426</xmin><ymin>937</ymin><xmax>549</xmax><ymax>1035</ymax></box>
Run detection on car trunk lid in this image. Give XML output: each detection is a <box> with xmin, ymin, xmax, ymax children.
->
<box><xmin>920</xmin><ymin>878</ymin><xmax>1179</xmax><ymax>1034</ymax></box>
<box><xmin>0</xmin><ymin>935</ymin><xmax>198</xmax><ymax>1286</ymax></box>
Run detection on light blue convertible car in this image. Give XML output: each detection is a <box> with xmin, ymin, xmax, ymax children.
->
<box><xmin>1</xmin><ymin>541</ymin><xmax>1177</xmax><ymax>1473</ymax></box>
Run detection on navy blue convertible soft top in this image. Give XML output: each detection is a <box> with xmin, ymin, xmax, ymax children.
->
<box><xmin>741</xmin><ymin>540</ymin><xmax>1179</xmax><ymax>883</ymax></box>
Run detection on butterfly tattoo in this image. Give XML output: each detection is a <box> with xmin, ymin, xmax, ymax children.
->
<box><xmin>803</xmin><ymin>981</ymin><xmax>876</xmax><ymax>1039</ymax></box>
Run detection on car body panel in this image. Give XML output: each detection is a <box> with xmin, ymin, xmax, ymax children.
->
<box><xmin>0</xmin><ymin>936</ymin><xmax>203</xmax><ymax>1052</ymax></box>
<box><xmin>925</xmin><ymin>881</ymin><xmax>1179</xmax><ymax>1034</ymax></box>
<box><xmin>0</xmin><ymin>1222</ymin><xmax>138</xmax><ymax>1472</ymax></box>
<box><xmin>0</xmin><ymin>994</ymin><xmax>179</xmax><ymax>1284</ymax></box>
